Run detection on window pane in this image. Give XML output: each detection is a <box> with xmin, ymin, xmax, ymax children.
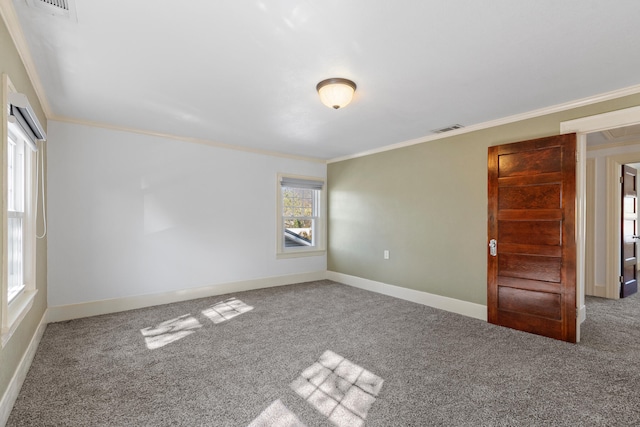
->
<box><xmin>8</xmin><ymin>139</ymin><xmax>14</xmax><ymax>211</ymax></box>
<box><xmin>283</xmin><ymin>187</ymin><xmax>317</xmax><ymax>217</ymax></box>
<box><xmin>7</xmin><ymin>129</ymin><xmax>27</xmax><ymax>303</ymax></box>
<box><xmin>284</xmin><ymin>219</ymin><xmax>312</xmax><ymax>229</ymax></box>
<box><xmin>281</xmin><ymin>184</ymin><xmax>320</xmax><ymax>250</ymax></box>
<box><xmin>7</xmin><ymin>135</ymin><xmax>25</xmax><ymax>213</ymax></box>
<box><xmin>7</xmin><ymin>214</ymin><xmax>24</xmax><ymax>302</ymax></box>
<box><xmin>282</xmin><ymin>188</ymin><xmax>295</xmax><ymax>217</ymax></box>
<box><xmin>284</xmin><ymin>219</ymin><xmax>313</xmax><ymax>247</ymax></box>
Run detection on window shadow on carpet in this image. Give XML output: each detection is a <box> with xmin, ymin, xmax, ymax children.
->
<box><xmin>249</xmin><ymin>350</ymin><xmax>384</xmax><ymax>427</ymax></box>
<box><xmin>140</xmin><ymin>297</ymin><xmax>254</xmax><ymax>349</ymax></box>
<box><xmin>140</xmin><ymin>314</ymin><xmax>202</xmax><ymax>350</ymax></box>
<box><xmin>202</xmin><ymin>297</ymin><xmax>254</xmax><ymax>324</ymax></box>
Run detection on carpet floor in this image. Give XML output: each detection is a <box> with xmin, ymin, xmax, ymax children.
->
<box><xmin>7</xmin><ymin>280</ymin><xmax>640</xmax><ymax>426</ymax></box>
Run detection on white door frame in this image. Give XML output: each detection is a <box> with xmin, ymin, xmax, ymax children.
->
<box><xmin>561</xmin><ymin>105</ymin><xmax>640</xmax><ymax>341</ymax></box>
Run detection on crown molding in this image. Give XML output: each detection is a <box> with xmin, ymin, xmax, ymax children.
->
<box><xmin>0</xmin><ymin>0</ymin><xmax>52</xmax><ymax>118</ymax></box>
<box><xmin>51</xmin><ymin>115</ymin><xmax>327</xmax><ymax>164</ymax></box>
<box><xmin>328</xmin><ymin>83</ymin><xmax>640</xmax><ymax>164</ymax></box>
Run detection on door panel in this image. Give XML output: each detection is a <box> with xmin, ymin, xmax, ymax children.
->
<box><xmin>498</xmin><ymin>185</ymin><xmax>562</xmax><ymax>210</ymax></box>
<box><xmin>497</xmin><ymin>147</ymin><xmax>562</xmax><ymax>176</ymax></box>
<box><xmin>498</xmin><ymin>276</ymin><xmax>560</xmax><ymax>294</ymax></box>
<box><xmin>499</xmin><ymin>221</ymin><xmax>561</xmax><ymax>246</ymax></box>
<box><xmin>498</xmin><ymin>254</ymin><xmax>561</xmax><ymax>282</ymax></box>
<box><xmin>488</xmin><ymin>134</ymin><xmax>576</xmax><ymax>342</ymax></box>
<box><xmin>498</xmin><ymin>287</ymin><xmax>561</xmax><ymax>320</ymax></box>
<box><xmin>621</xmin><ymin>164</ymin><xmax>638</xmax><ymax>298</ymax></box>
<box><xmin>498</xmin><ymin>244</ymin><xmax>561</xmax><ymax>259</ymax></box>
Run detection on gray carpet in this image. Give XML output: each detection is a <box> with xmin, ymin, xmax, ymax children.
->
<box><xmin>7</xmin><ymin>280</ymin><xmax>640</xmax><ymax>426</ymax></box>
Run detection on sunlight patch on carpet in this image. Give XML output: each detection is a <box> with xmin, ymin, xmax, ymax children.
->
<box><xmin>140</xmin><ymin>314</ymin><xmax>202</xmax><ymax>350</ymax></box>
<box><xmin>247</xmin><ymin>399</ymin><xmax>306</xmax><ymax>427</ymax></box>
<box><xmin>202</xmin><ymin>297</ymin><xmax>254</xmax><ymax>324</ymax></box>
<box><xmin>290</xmin><ymin>350</ymin><xmax>383</xmax><ymax>427</ymax></box>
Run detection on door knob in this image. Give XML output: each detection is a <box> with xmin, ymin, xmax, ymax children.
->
<box><xmin>489</xmin><ymin>239</ymin><xmax>497</xmax><ymax>257</ymax></box>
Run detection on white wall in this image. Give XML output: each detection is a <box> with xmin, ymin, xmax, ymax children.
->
<box><xmin>47</xmin><ymin>121</ymin><xmax>326</xmax><ymax>307</ymax></box>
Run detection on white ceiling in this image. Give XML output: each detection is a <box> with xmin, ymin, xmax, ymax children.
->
<box><xmin>8</xmin><ymin>0</ymin><xmax>640</xmax><ymax>160</ymax></box>
<box><xmin>587</xmin><ymin>123</ymin><xmax>640</xmax><ymax>146</ymax></box>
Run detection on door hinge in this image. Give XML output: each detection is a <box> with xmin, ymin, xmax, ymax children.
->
<box><xmin>620</xmin><ymin>176</ymin><xmax>624</xmax><ymax>184</ymax></box>
<box><xmin>619</xmin><ymin>275</ymin><xmax>624</xmax><ymax>283</ymax></box>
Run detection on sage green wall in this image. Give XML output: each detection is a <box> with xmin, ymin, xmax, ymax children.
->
<box><xmin>328</xmin><ymin>93</ymin><xmax>640</xmax><ymax>305</ymax></box>
<box><xmin>0</xmin><ymin>16</ymin><xmax>47</xmax><ymax>402</ymax></box>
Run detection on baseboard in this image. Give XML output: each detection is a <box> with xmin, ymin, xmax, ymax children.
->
<box><xmin>327</xmin><ymin>271</ymin><xmax>488</xmax><ymax>321</ymax></box>
<box><xmin>0</xmin><ymin>309</ymin><xmax>48</xmax><ymax>427</ymax></box>
<box><xmin>589</xmin><ymin>283</ymin><xmax>608</xmax><ymax>299</ymax></box>
<box><xmin>578</xmin><ymin>304</ymin><xmax>587</xmax><ymax>324</ymax></box>
<box><xmin>47</xmin><ymin>271</ymin><xmax>327</xmax><ymax>323</ymax></box>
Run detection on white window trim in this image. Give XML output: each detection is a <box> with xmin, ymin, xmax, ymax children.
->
<box><xmin>276</xmin><ymin>173</ymin><xmax>326</xmax><ymax>259</ymax></box>
<box><xmin>2</xmin><ymin>75</ymin><xmax>38</xmax><ymax>347</ymax></box>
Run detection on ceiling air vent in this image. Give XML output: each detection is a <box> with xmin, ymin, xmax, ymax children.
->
<box><xmin>26</xmin><ymin>0</ymin><xmax>77</xmax><ymax>21</ymax></box>
<box><xmin>39</xmin><ymin>0</ymin><xmax>69</xmax><ymax>11</ymax></box>
<box><xmin>432</xmin><ymin>124</ymin><xmax>464</xmax><ymax>134</ymax></box>
<box><xmin>602</xmin><ymin>124</ymin><xmax>640</xmax><ymax>140</ymax></box>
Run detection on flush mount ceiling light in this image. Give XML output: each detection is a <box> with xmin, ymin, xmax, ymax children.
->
<box><xmin>316</xmin><ymin>78</ymin><xmax>357</xmax><ymax>110</ymax></box>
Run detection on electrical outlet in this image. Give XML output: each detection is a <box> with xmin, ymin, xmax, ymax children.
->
<box><xmin>384</xmin><ymin>250</ymin><xmax>390</xmax><ymax>259</ymax></box>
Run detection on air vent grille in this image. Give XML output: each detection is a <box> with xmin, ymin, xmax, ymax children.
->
<box><xmin>432</xmin><ymin>124</ymin><xmax>464</xmax><ymax>134</ymax></box>
<box><xmin>39</xmin><ymin>0</ymin><xmax>69</xmax><ymax>11</ymax></box>
<box><xmin>26</xmin><ymin>0</ymin><xmax>76</xmax><ymax>20</ymax></box>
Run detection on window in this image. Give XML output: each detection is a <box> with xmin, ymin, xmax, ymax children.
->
<box><xmin>2</xmin><ymin>83</ymin><xmax>44</xmax><ymax>346</ymax></box>
<box><xmin>7</xmin><ymin>129</ymin><xmax>26</xmax><ymax>303</ymax></box>
<box><xmin>277</xmin><ymin>174</ymin><xmax>325</xmax><ymax>258</ymax></box>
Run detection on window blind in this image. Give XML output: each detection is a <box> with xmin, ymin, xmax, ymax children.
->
<box><xmin>8</xmin><ymin>92</ymin><xmax>46</xmax><ymax>151</ymax></box>
<box><xmin>280</xmin><ymin>177</ymin><xmax>324</xmax><ymax>190</ymax></box>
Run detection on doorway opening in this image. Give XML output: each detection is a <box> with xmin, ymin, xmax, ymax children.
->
<box><xmin>585</xmin><ymin>124</ymin><xmax>640</xmax><ymax>300</ymax></box>
<box><xmin>561</xmin><ymin>106</ymin><xmax>640</xmax><ymax>341</ymax></box>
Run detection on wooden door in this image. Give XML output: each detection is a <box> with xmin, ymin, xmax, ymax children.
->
<box><xmin>621</xmin><ymin>164</ymin><xmax>638</xmax><ymax>298</ymax></box>
<box><xmin>488</xmin><ymin>134</ymin><xmax>577</xmax><ymax>343</ymax></box>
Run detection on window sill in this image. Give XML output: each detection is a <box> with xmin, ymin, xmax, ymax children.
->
<box><xmin>277</xmin><ymin>249</ymin><xmax>326</xmax><ymax>259</ymax></box>
<box><xmin>2</xmin><ymin>289</ymin><xmax>37</xmax><ymax>348</ymax></box>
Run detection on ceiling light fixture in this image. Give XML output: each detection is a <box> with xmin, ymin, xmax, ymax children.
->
<box><xmin>316</xmin><ymin>78</ymin><xmax>357</xmax><ymax>110</ymax></box>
